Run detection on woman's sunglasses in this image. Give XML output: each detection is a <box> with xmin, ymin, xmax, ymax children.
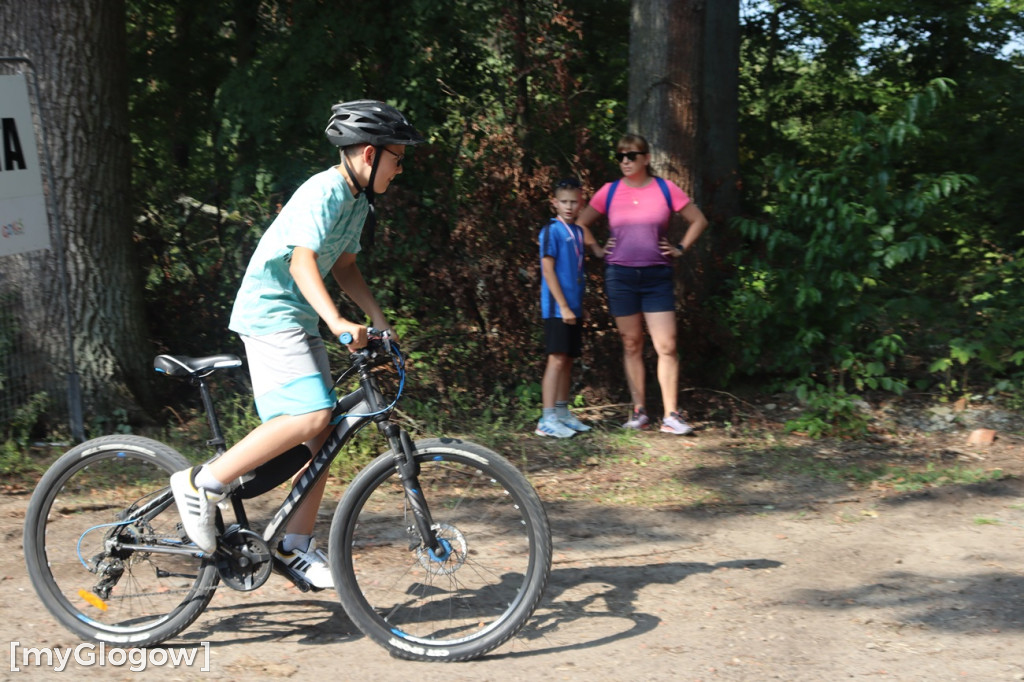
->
<box><xmin>614</xmin><ymin>151</ymin><xmax>645</xmax><ymax>162</ymax></box>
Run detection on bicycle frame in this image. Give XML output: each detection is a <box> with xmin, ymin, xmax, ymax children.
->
<box><xmin>113</xmin><ymin>339</ymin><xmax>442</xmax><ymax>562</ymax></box>
<box><xmin>29</xmin><ymin>335</ymin><xmax>552</xmax><ymax>660</ymax></box>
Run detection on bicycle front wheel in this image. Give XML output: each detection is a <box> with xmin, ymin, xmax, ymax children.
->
<box><xmin>23</xmin><ymin>435</ymin><xmax>219</xmax><ymax>647</ymax></box>
<box><xmin>330</xmin><ymin>437</ymin><xmax>552</xmax><ymax>661</ymax></box>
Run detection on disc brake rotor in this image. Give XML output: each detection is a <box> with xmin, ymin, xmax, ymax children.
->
<box><xmin>415</xmin><ymin>523</ymin><xmax>468</xmax><ymax>576</ymax></box>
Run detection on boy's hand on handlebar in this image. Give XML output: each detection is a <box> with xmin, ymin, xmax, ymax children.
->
<box><xmin>334</xmin><ymin>321</ymin><xmax>367</xmax><ymax>349</ymax></box>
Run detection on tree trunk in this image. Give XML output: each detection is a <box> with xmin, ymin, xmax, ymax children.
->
<box><xmin>0</xmin><ymin>0</ymin><xmax>153</xmax><ymax>427</ymax></box>
<box><xmin>628</xmin><ymin>0</ymin><xmax>740</xmax><ymax>383</ymax></box>
<box><xmin>629</xmin><ymin>0</ymin><xmax>703</xmax><ymax>194</ymax></box>
<box><xmin>513</xmin><ymin>0</ymin><xmax>534</xmax><ymax>176</ymax></box>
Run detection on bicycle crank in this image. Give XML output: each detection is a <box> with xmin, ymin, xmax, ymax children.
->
<box><xmin>216</xmin><ymin>526</ymin><xmax>272</xmax><ymax>591</ymax></box>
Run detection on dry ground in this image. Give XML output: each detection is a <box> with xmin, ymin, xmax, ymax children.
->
<box><xmin>2</xmin><ymin>396</ymin><xmax>1023</xmax><ymax>680</ymax></box>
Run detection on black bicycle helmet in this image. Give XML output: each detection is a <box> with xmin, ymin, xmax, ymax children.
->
<box><xmin>325</xmin><ymin>99</ymin><xmax>425</xmax><ymax>148</ymax></box>
<box><xmin>327</xmin><ymin>99</ymin><xmax>424</xmax><ymax>244</ymax></box>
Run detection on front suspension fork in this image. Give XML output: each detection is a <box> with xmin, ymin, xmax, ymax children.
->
<box><xmin>381</xmin><ymin>423</ymin><xmax>441</xmax><ymax>554</ymax></box>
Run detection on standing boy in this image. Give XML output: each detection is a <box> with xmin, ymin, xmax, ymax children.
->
<box><xmin>170</xmin><ymin>100</ymin><xmax>424</xmax><ymax>589</ymax></box>
<box><xmin>536</xmin><ymin>178</ymin><xmax>592</xmax><ymax>438</ymax></box>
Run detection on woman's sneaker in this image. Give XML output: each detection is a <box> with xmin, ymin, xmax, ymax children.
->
<box><xmin>622</xmin><ymin>407</ymin><xmax>649</xmax><ymax>430</ymax></box>
<box><xmin>559</xmin><ymin>413</ymin><xmax>592</xmax><ymax>432</ymax></box>
<box><xmin>170</xmin><ymin>467</ymin><xmax>225</xmax><ymax>554</ymax></box>
<box><xmin>273</xmin><ymin>538</ymin><xmax>333</xmax><ymax>590</ymax></box>
<box><xmin>536</xmin><ymin>416</ymin><xmax>576</xmax><ymax>438</ymax></box>
<box><xmin>660</xmin><ymin>412</ymin><xmax>693</xmax><ymax>435</ymax></box>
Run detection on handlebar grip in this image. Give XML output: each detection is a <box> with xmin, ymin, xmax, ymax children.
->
<box><xmin>339</xmin><ymin>332</ymin><xmax>353</xmax><ymax>344</ymax></box>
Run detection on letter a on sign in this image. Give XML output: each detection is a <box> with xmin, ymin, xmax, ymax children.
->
<box><xmin>0</xmin><ymin>73</ymin><xmax>50</xmax><ymax>256</ymax></box>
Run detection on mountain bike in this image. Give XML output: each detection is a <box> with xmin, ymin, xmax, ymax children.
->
<box><xmin>22</xmin><ymin>331</ymin><xmax>552</xmax><ymax>661</ymax></box>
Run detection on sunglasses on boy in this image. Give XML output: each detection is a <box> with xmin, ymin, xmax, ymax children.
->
<box><xmin>614</xmin><ymin>151</ymin><xmax>646</xmax><ymax>162</ymax></box>
<box><xmin>555</xmin><ymin>178</ymin><xmax>581</xmax><ymax>190</ymax></box>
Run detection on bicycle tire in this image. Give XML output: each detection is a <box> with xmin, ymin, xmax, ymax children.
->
<box><xmin>23</xmin><ymin>435</ymin><xmax>219</xmax><ymax>646</ymax></box>
<box><xmin>329</xmin><ymin>437</ymin><xmax>552</xmax><ymax>661</ymax></box>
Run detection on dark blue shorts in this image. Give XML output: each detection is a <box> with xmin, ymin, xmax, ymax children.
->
<box><xmin>604</xmin><ymin>264</ymin><xmax>675</xmax><ymax>317</ymax></box>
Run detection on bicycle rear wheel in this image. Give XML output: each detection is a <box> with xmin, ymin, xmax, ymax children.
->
<box><xmin>23</xmin><ymin>435</ymin><xmax>219</xmax><ymax>646</ymax></box>
<box><xmin>330</xmin><ymin>437</ymin><xmax>551</xmax><ymax>661</ymax></box>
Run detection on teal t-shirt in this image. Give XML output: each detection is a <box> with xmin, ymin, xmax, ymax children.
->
<box><xmin>229</xmin><ymin>167</ymin><xmax>369</xmax><ymax>337</ymax></box>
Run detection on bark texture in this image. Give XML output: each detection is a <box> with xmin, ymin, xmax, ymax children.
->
<box><xmin>1</xmin><ymin>0</ymin><xmax>152</xmax><ymax>423</ymax></box>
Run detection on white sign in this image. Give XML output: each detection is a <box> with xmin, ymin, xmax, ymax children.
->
<box><xmin>0</xmin><ymin>73</ymin><xmax>50</xmax><ymax>256</ymax></box>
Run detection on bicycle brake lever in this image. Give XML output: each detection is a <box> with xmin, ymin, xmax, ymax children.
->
<box><xmin>379</xmin><ymin>329</ymin><xmax>394</xmax><ymax>354</ymax></box>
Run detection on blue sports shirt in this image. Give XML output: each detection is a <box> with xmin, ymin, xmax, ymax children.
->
<box><xmin>539</xmin><ymin>217</ymin><xmax>585</xmax><ymax>319</ymax></box>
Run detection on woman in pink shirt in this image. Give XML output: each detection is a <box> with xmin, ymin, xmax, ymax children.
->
<box><xmin>579</xmin><ymin>134</ymin><xmax>709</xmax><ymax>434</ymax></box>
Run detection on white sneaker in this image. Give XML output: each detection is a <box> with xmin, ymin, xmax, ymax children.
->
<box><xmin>622</xmin><ymin>408</ymin><xmax>650</xmax><ymax>430</ymax></box>
<box><xmin>170</xmin><ymin>467</ymin><xmax>225</xmax><ymax>553</ymax></box>
<box><xmin>273</xmin><ymin>538</ymin><xmax>333</xmax><ymax>590</ymax></box>
<box><xmin>535</xmin><ymin>417</ymin><xmax>575</xmax><ymax>438</ymax></box>
<box><xmin>660</xmin><ymin>412</ymin><xmax>694</xmax><ymax>435</ymax></box>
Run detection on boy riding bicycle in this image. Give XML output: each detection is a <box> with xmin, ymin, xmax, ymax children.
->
<box><xmin>171</xmin><ymin>100</ymin><xmax>425</xmax><ymax>588</ymax></box>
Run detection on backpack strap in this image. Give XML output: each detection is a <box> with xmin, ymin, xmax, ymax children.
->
<box><xmin>654</xmin><ymin>177</ymin><xmax>673</xmax><ymax>211</ymax></box>
<box><xmin>604</xmin><ymin>177</ymin><xmax>673</xmax><ymax>217</ymax></box>
<box><xmin>604</xmin><ymin>179</ymin><xmax>621</xmax><ymax>214</ymax></box>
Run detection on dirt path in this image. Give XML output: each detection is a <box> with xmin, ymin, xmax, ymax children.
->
<box><xmin>3</xmin><ymin>424</ymin><xmax>1024</xmax><ymax>681</ymax></box>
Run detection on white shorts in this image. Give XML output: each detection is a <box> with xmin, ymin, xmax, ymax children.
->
<box><xmin>241</xmin><ymin>329</ymin><xmax>333</xmax><ymax>422</ymax></box>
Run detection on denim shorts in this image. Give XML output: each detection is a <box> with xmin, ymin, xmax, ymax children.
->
<box><xmin>604</xmin><ymin>264</ymin><xmax>675</xmax><ymax>317</ymax></box>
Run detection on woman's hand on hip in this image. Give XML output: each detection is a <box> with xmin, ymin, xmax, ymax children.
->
<box><xmin>659</xmin><ymin>237</ymin><xmax>685</xmax><ymax>258</ymax></box>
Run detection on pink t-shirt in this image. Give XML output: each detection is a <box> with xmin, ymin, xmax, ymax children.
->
<box><xmin>589</xmin><ymin>178</ymin><xmax>690</xmax><ymax>267</ymax></box>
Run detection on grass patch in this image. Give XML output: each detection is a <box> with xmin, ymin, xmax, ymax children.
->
<box><xmin>5</xmin><ymin>400</ymin><xmax>1016</xmax><ymax>510</ymax></box>
<box><xmin>732</xmin><ymin>443</ymin><xmax>1006</xmax><ymax>493</ymax></box>
<box><xmin>877</xmin><ymin>465</ymin><xmax>1005</xmax><ymax>492</ymax></box>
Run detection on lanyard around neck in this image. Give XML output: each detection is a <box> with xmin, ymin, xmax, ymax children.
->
<box><xmin>555</xmin><ymin>216</ymin><xmax>583</xmax><ymax>273</ymax></box>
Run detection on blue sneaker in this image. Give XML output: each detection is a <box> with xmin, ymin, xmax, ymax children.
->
<box><xmin>559</xmin><ymin>413</ymin><xmax>591</xmax><ymax>432</ymax></box>
<box><xmin>535</xmin><ymin>417</ymin><xmax>575</xmax><ymax>438</ymax></box>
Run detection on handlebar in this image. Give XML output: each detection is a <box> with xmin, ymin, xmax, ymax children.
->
<box><xmin>340</xmin><ymin>328</ymin><xmax>402</xmax><ymax>370</ymax></box>
<box><xmin>333</xmin><ymin>328</ymin><xmax>406</xmax><ymax>412</ymax></box>
<box><xmin>339</xmin><ymin>328</ymin><xmax>394</xmax><ymax>349</ymax></box>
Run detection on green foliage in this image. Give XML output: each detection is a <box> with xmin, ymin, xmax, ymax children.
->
<box><xmin>926</xmin><ymin>242</ymin><xmax>1024</xmax><ymax>398</ymax></box>
<box><xmin>726</xmin><ymin>79</ymin><xmax>975</xmax><ymax>398</ymax></box>
<box><xmin>126</xmin><ymin>0</ymin><xmax>629</xmax><ymax>400</ymax></box>
<box><xmin>735</xmin><ymin>1</ymin><xmax>1024</xmax><ymax>402</ymax></box>
<box><xmin>0</xmin><ymin>392</ymin><xmax>51</xmax><ymax>477</ymax></box>
<box><xmin>88</xmin><ymin>408</ymin><xmax>133</xmax><ymax>436</ymax></box>
<box><xmin>881</xmin><ymin>464</ymin><xmax>1005</xmax><ymax>492</ymax></box>
<box><xmin>114</xmin><ymin>0</ymin><xmax>1024</xmax><ymax>437</ymax></box>
<box><xmin>784</xmin><ymin>385</ymin><xmax>869</xmax><ymax>439</ymax></box>
<box><xmin>212</xmin><ymin>393</ymin><xmax>263</xmax><ymax>453</ymax></box>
